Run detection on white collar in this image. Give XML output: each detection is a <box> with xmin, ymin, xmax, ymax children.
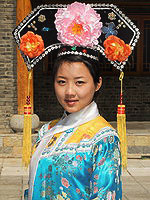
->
<box><xmin>61</xmin><ymin>101</ymin><xmax>99</xmax><ymax>125</ymax></box>
<box><xmin>44</xmin><ymin>101</ymin><xmax>100</xmax><ymax>138</ymax></box>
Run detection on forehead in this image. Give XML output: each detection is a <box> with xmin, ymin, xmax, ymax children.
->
<box><xmin>56</xmin><ymin>61</ymin><xmax>91</xmax><ymax>77</ymax></box>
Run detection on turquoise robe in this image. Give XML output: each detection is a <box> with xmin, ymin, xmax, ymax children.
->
<box><xmin>27</xmin><ymin>102</ymin><xmax>122</xmax><ymax>200</ymax></box>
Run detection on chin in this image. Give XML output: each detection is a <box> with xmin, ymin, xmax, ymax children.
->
<box><xmin>63</xmin><ymin>103</ymin><xmax>83</xmax><ymax>113</ymax></box>
<box><xmin>62</xmin><ymin>102</ymin><xmax>91</xmax><ymax>113</ymax></box>
<box><xmin>65</xmin><ymin>107</ymin><xmax>79</xmax><ymax>113</ymax></box>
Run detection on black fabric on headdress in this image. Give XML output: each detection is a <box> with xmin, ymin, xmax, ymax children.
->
<box><xmin>13</xmin><ymin>3</ymin><xmax>140</xmax><ymax>71</ymax></box>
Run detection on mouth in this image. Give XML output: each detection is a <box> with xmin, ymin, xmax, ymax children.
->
<box><xmin>64</xmin><ymin>99</ymin><xmax>79</xmax><ymax>106</ymax></box>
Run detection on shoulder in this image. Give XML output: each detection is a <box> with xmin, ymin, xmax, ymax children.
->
<box><xmin>95</xmin><ymin>116</ymin><xmax>115</xmax><ymax>130</ymax></box>
<box><xmin>80</xmin><ymin>116</ymin><xmax>117</xmax><ymax>139</ymax></box>
<box><xmin>95</xmin><ymin>126</ymin><xmax>118</xmax><ymax>141</ymax></box>
<box><xmin>91</xmin><ymin>124</ymin><xmax>120</xmax><ymax>159</ymax></box>
<box><xmin>94</xmin><ymin>126</ymin><xmax>119</xmax><ymax>144</ymax></box>
<box><xmin>71</xmin><ymin>116</ymin><xmax>118</xmax><ymax>144</ymax></box>
<box><xmin>91</xmin><ymin>119</ymin><xmax>120</xmax><ymax>156</ymax></box>
<box><xmin>90</xmin><ymin>116</ymin><xmax>119</xmax><ymax>144</ymax></box>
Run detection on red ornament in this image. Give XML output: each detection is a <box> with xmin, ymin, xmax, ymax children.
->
<box><xmin>62</xmin><ymin>48</ymin><xmax>66</xmax><ymax>51</ymax></box>
<box><xmin>82</xmin><ymin>49</ymin><xmax>87</xmax><ymax>53</ymax></box>
<box><xmin>117</xmin><ymin>105</ymin><xmax>125</xmax><ymax>114</ymax></box>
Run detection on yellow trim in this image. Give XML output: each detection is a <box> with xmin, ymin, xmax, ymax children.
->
<box><xmin>32</xmin><ymin>116</ymin><xmax>114</xmax><ymax>153</ymax></box>
<box><xmin>65</xmin><ymin>116</ymin><xmax>114</xmax><ymax>144</ymax></box>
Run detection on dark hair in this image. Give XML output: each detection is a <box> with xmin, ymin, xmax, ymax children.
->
<box><xmin>52</xmin><ymin>54</ymin><xmax>101</xmax><ymax>86</ymax></box>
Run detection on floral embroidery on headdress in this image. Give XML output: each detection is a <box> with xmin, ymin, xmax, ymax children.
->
<box><xmin>102</xmin><ymin>22</ymin><xmax>118</xmax><ymax>38</ymax></box>
<box><xmin>54</xmin><ymin>2</ymin><xmax>103</xmax><ymax>47</ymax></box>
<box><xmin>108</xmin><ymin>12</ymin><xmax>116</xmax><ymax>21</ymax></box>
<box><xmin>20</xmin><ymin>31</ymin><xmax>45</xmax><ymax>58</ymax></box>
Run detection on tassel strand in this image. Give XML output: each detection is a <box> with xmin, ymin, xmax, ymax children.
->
<box><xmin>22</xmin><ymin>71</ymin><xmax>32</xmax><ymax>167</ymax></box>
<box><xmin>117</xmin><ymin>72</ymin><xmax>128</xmax><ymax>170</ymax></box>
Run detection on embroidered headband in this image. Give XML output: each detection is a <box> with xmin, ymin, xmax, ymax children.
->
<box><xmin>12</xmin><ymin>2</ymin><xmax>140</xmax><ymax>71</ymax></box>
<box><xmin>57</xmin><ymin>46</ymin><xmax>99</xmax><ymax>61</ymax></box>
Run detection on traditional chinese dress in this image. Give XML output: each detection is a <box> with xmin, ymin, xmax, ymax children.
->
<box><xmin>28</xmin><ymin>101</ymin><xmax>122</xmax><ymax>200</ymax></box>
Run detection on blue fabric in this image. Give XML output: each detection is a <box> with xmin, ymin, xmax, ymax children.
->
<box><xmin>32</xmin><ymin>134</ymin><xmax>122</xmax><ymax>200</ymax></box>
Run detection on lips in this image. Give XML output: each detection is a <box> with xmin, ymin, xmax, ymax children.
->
<box><xmin>65</xmin><ymin>99</ymin><xmax>79</xmax><ymax>106</ymax></box>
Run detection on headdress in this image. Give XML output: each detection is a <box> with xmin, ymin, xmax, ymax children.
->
<box><xmin>12</xmin><ymin>2</ymin><xmax>140</xmax><ymax>168</ymax></box>
<box><xmin>13</xmin><ymin>2</ymin><xmax>140</xmax><ymax>71</ymax></box>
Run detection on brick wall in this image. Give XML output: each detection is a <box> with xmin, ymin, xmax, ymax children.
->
<box><xmin>34</xmin><ymin>65</ymin><xmax>150</xmax><ymax>122</ymax></box>
<box><xmin>98</xmin><ymin>76</ymin><xmax>150</xmax><ymax>121</ymax></box>
<box><xmin>34</xmin><ymin>62</ymin><xmax>63</xmax><ymax>122</ymax></box>
<box><xmin>0</xmin><ymin>0</ymin><xmax>17</xmax><ymax>134</ymax></box>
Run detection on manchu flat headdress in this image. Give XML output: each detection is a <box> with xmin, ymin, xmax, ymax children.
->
<box><xmin>12</xmin><ymin>2</ymin><xmax>140</xmax><ymax>168</ymax></box>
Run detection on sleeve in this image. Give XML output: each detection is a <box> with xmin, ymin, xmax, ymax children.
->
<box><xmin>90</xmin><ymin>134</ymin><xmax>122</xmax><ymax>200</ymax></box>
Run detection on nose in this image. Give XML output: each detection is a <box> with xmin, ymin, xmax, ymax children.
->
<box><xmin>65</xmin><ymin>83</ymin><xmax>76</xmax><ymax>98</ymax></box>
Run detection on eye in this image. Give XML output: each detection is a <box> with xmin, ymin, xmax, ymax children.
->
<box><xmin>76</xmin><ymin>81</ymin><xmax>85</xmax><ymax>86</ymax></box>
<box><xmin>57</xmin><ymin>80</ymin><xmax>66</xmax><ymax>85</ymax></box>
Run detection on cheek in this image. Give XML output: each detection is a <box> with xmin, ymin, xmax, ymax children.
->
<box><xmin>78</xmin><ymin>84</ymin><xmax>96</xmax><ymax>98</ymax></box>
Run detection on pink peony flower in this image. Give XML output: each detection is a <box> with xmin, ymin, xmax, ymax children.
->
<box><xmin>55</xmin><ymin>2</ymin><xmax>102</xmax><ymax>47</ymax></box>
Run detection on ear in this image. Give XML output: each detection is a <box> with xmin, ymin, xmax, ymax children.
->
<box><xmin>95</xmin><ymin>77</ymin><xmax>102</xmax><ymax>92</ymax></box>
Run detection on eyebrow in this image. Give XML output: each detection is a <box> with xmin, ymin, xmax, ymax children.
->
<box><xmin>56</xmin><ymin>76</ymin><xmax>66</xmax><ymax>79</ymax></box>
<box><xmin>56</xmin><ymin>76</ymin><xmax>86</xmax><ymax>79</ymax></box>
<box><xmin>74</xmin><ymin>76</ymin><xmax>86</xmax><ymax>80</ymax></box>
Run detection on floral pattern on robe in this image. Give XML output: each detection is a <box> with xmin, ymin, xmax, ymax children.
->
<box><xmin>28</xmin><ymin>102</ymin><xmax>122</xmax><ymax>200</ymax></box>
<box><xmin>32</xmin><ymin>129</ymin><xmax>122</xmax><ymax>199</ymax></box>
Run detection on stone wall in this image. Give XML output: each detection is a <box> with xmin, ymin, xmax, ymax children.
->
<box><xmin>0</xmin><ymin>0</ymin><xmax>17</xmax><ymax>133</ymax></box>
<box><xmin>0</xmin><ymin>0</ymin><xmax>18</xmax><ymax>156</ymax></box>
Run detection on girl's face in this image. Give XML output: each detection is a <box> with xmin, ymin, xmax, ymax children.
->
<box><xmin>54</xmin><ymin>61</ymin><xmax>102</xmax><ymax>113</ymax></box>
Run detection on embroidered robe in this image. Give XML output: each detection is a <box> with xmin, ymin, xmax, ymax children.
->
<box><xmin>27</xmin><ymin>102</ymin><xmax>122</xmax><ymax>200</ymax></box>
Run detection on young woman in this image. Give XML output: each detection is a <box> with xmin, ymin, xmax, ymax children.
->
<box><xmin>12</xmin><ymin>1</ymin><xmax>140</xmax><ymax>199</ymax></box>
<box><xmin>28</xmin><ymin>54</ymin><xmax>122</xmax><ymax>200</ymax></box>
